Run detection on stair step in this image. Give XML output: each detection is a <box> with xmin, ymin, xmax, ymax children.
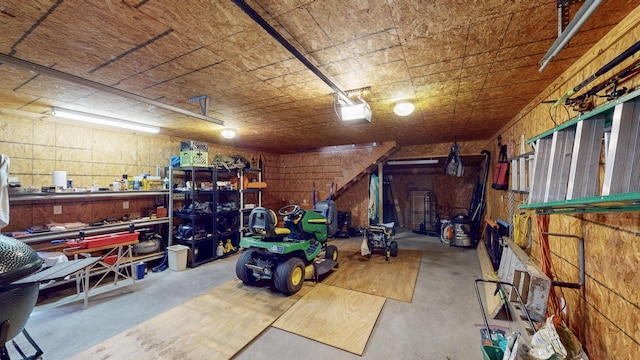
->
<box><xmin>603</xmin><ymin>98</ymin><xmax>640</xmax><ymax>195</ymax></box>
<box><xmin>529</xmin><ymin>137</ymin><xmax>552</xmax><ymax>204</ymax></box>
<box><xmin>567</xmin><ymin>115</ymin><xmax>605</xmax><ymax>199</ymax></box>
<box><xmin>544</xmin><ymin>127</ymin><xmax>575</xmax><ymax>202</ymax></box>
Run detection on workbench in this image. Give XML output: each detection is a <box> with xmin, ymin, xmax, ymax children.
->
<box><xmin>62</xmin><ymin>238</ymin><xmax>139</xmax><ymax>307</ymax></box>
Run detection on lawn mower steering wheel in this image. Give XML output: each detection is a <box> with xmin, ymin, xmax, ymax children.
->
<box><xmin>279</xmin><ymin>204</ymin><xmax>301</xmax><ymax>217</ymax></box>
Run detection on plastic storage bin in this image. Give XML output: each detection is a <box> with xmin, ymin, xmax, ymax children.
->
<box><xmin>167</xmin><ymin>244</ymin><xmax>189</xmax><ymax>271</ymax></box>
<box><xmin>481</xmin><ymin>345</ymin><xmax>504</xmax><ymax>360</ymax></box>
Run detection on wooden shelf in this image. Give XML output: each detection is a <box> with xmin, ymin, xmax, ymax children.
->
<box><xmin>16</xmin><ymin>218</ymin><xmax>170</xmax><ymax>245</ymax></box>
<box><xmin>9</xmin><ymin>190</ymin><xmax>168</xmax><ymax>202</ymax></box>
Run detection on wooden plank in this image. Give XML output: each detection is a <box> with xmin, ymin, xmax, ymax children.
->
<box><xmin>322</xmin><ymin>241</ymin><xmax>420</xmax><ymax>303</ymax></box>
<box><xmin>476</xmin><ymin>241</ymin><xmax>505</xmax><ymax>319</ymax></box>
<box><xmin>69</xmin><ymin>280</ymin><xmax>311</xmax><ymax>360</ymax></box>
<box><xmin>272</xmin><ymin>283</ymin><xmax>386</xmax><ymax>355</ymax></box>
<box><xmin>388</xmin><ymin>175</ymin><xmax>404</xmax><ymax>227</ymax></box>
<box><xmin>410</xmin><ymin>190</ymin><xmax>428</xmax><ymax>231</ymax></box>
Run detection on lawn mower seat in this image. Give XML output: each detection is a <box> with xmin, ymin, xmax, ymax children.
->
<box><xmin>247</xmin><ymin>207</ymin><xmax>290</xmax><ymax>240</ymax></box>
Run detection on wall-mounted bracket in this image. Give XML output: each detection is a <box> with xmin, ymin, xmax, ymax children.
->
<box><xmin>557</xmin><ymin>0</ymin><xmax>586</xmax><ymax>32</ymax></box>
<box><xmin>542</xmin><ymin>232</ymin><xmax>585</xmax><ymax>289</ymax></box>
<box><xmin>540</xmin><ymin>0</ymin><xmax>601</xmax><ymax>72</ymax></box>
<box><xmin>189</xmin><ymin>95</ymin><xmax>209</xmax><ymax>116</ymax></box>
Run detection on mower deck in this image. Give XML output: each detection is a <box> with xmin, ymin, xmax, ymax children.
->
<box><xmin>312</xmin><ymin>258</ymin><xmax>338</xmax><ymax>280</ymax></box>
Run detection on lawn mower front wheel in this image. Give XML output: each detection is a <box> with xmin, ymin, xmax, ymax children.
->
<box><xmin>325</xmin><ymin>245</ymin><xmax>338</xmax><ymax>262</ymax></box>
<box><xmin>274</xmin><ymin>257</ymin><xmax>305</xmax><ymax>295</ymax></box>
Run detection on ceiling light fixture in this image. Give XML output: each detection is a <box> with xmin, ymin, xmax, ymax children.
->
<box><xmin>51</xmin><ymin>107</ymin><xmax>160</xmax><ymax>133</ymax></box>
<box><xmin>221</xmin><ymin>128</ymin><xmax>236</xmax><ymax>139</ymax></box>
<box><xmin>393</xmin><ymin>101</ymin><xmax>415</xmax><ymax>116</ymax></box>
<box><xmin>335</xmin><ymin>97</ymin><xmax>372</xmax><ymax>124</ymax></box>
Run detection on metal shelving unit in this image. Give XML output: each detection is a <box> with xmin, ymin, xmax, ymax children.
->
<box><xmin>168</xmin><ymin>166</ymin><xmax>240</xmax><ymax>267</ymax></box>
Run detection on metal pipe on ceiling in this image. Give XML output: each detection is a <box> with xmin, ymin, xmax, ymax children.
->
<box><xmin>231</xmin><ymin>0</ymin><xmax>355</xmax><ymax>105</ymax></box>
<box><xmin>539</xmin><ymin>0</ymin><xmax>602</xmax><ymax>72</ymax></box>
<box><xmin>0</xmin><ymin>53</ymin><xmax>225</xmax><ymax>126</ymax></box>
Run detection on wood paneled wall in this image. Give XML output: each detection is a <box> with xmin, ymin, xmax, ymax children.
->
<box><xmin>0</xmin><ymin>114</ymin><xmax>264</xmax><ymax>232</ymax></box>
<box><xmin>260</xmin><ymin>146</ymin><xmax>377</xmax><ymax>224</ymax></box>
<box><xmin>484</xmin><ymin>7</ymin><xmax>640</xmax><ymax>359</ymax></box>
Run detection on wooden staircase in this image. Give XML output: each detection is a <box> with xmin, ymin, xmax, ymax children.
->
<box><xmin>333</xmin><ymin>141</ymin><xmax>398</xmax><ymax>198</ymax></box>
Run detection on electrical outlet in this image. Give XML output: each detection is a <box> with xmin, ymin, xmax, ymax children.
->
<box><xmin>53</xmin><ymin>205</ymin><xmax>62</xmax><ymax>215</ymax></box>
<box><xmin>123</xmin><ymin>201</ymin><xmax>129</xmax><ymax>209</ymax></box>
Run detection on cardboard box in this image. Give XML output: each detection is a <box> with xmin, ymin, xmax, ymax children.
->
<box><xmin>180</xmin><ymin>150</ymin><xmax>209</xmax><ymax>167</ymax></box>
<box><xmin>156</xmin><ymin>206</ymin><xmax>167</xmax><ymax>218</ymax></box>
<box><xmin>148</xmin><ymin>180</ymin><xmax>163</xmax><ymax>190</ymax></box>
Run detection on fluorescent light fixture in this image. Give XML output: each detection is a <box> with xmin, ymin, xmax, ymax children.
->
<box><xmin>387</xmin><ymin>159</ymin><xmax>438</xmax><ymax>165</ymax></box>
<box><xmin>335</xmin><ymin>98</ymin><xmax>372</xmax><ymax>124</ymax></box>
<box><xmin>51</xmin><ymin>107</ymin><xmax>160</xmax><ymax>133</ymax></box>
<box><xmin>393</xmin><ymin>101</ymin><xmax>415</xmax><ymax>116</ymax></box>
<box><xmin>221</xmin><ymin>128</ymin><xmax>236</xmax><ymax>139</ymax></box>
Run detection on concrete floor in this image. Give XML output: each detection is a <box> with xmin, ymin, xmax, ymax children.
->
<box><xmin>8</xmin><ymin>230</ymin><xmax>508</xmax><ymax>360</ymax></box>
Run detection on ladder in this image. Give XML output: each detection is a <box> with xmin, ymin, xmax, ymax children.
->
<box><xmin>510</xmin><ymin>151</ymin><xmax>534</xmax><ymax>194</ymax></box>
<box><xmin>528</xmin><ymin>95</ymin><xmax>640</xmax><ymax>206</ymax></box>
<box><xmin>509</xmin><ymin>149</ymin><xmax>533</xmax><ymax>240</ymax></box>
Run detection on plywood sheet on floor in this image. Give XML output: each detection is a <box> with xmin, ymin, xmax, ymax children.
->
<box><xmin>69</xmin><ymin>280</ymin><xmax>311</xmax><ymax>360</ymax></box>
<box><xmin>272</xmin><ymin>283</ymin><xmax>385</xmax><ymax>355</ymax></box>
<box><xmin>322</xmin><ymin>240</ymin><xmax>421</xmax><ymax>302</ymax></box>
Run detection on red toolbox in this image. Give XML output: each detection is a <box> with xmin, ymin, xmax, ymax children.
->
<box><xmin>67</xmin><ymin>231</ymin><xmax>139</xmax><ymax>249</ymax></box>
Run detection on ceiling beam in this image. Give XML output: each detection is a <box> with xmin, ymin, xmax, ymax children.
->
<box><xmin>231</xmin><ymin>0</ymin><xmax>355</xmax><ymax>105</ymax></box>
<box><xmin>0</xmin><ymin>53</ymin><xmax>225</xmax><ymax>125</ymax></box>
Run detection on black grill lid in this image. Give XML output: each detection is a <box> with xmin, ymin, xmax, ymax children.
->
<box><xmin>0</xmin><ymin>235</ymin><xmax>43</xmax><ymax>286</ymax></box>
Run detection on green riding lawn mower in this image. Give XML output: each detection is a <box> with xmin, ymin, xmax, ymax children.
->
<box><xmin>235</xmin><ymin>202</ymin><xmax>339</xmax><ymax>295</ymax></box>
